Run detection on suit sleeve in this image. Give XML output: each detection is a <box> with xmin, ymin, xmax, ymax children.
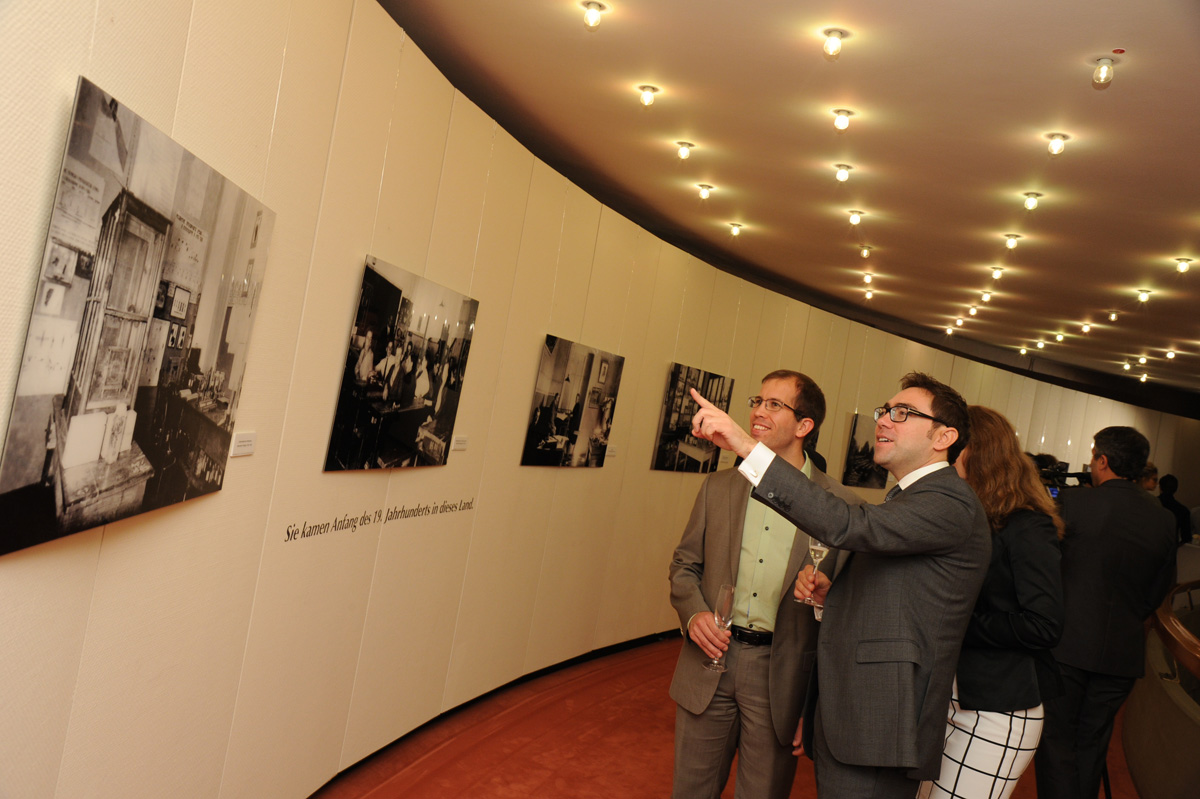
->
<box><xmin>669</xmin><ymin>477</ymin><xmax>714</xmax><ymax>633</ymax></box>
<box><xmin>754</xmin><ymin>456</ymin><xmax>979</xmax><ymax>556</ymax></box>
<box><xmin>963</xmin><ymin>512</ymin><xmax>1063</xmax><ymax>650</ymax></box>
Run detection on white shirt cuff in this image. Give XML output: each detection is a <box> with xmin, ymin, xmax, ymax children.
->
<box><xmin>737</xmin><ymin>442</ymin><xmax>776</xmax><ymax>486</ymax></box>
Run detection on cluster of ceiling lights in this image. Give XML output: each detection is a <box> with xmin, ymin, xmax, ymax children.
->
<box><xmin>581</xmin><ymin>6</ymin><xmax>1190</xmax><ymax>386</ymax></box>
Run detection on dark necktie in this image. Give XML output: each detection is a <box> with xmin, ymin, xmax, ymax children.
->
<box><xmin>884</xmin><ymin>484</ymin><xmax>902</xmax><ymax>503</ymax></box>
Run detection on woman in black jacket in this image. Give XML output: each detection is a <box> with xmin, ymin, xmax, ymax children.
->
<box><xmin>918</xmin><ymin>405</ymin><xmax>1065</xmax><ymax>799</ymax></box>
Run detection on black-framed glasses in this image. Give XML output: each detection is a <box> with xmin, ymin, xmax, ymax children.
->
<box><xmin>873</xmin><ymin>404</ymin><xmax>948</xmax><ymax>425</ymax></box>
<box><xmin>748</xmin><ymin>396</ymin><xmax>801</xmax><ymax>415</ymax></box>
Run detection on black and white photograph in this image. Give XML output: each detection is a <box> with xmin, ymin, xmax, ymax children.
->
<box><xmin>650</xmin><ymin>362</ymin><xmax>734</xmax><ymax>473</ymax></box>
<box><xmin>324</xmin><ymin>256</ymin><xmax>478</xmax><ymax>471</ymax></box>
<box><xmin>0</xmin><ymin>77</ymin><xmax>274</xmax><ymax>557</ymax></box>
<box><xmin>841</xmin><ymin>411</ymin><xmax>888</xmax><ymax>488</ymax></box>
<box><xmin>521</xmin><ymin>335</ymin><xmax>623</xmax><ymax>467</ymax></box>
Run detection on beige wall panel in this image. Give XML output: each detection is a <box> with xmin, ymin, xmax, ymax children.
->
<box><xmin>725</xmin><ymin>278</ymin><xmax>767</xmax><ymax>388</ymax></box>
<box><xmin>1171</xmin><ymin>418</ymin><xmax>1200</xmax><ymax>507</ymax></box>
<box><xmin>1049</xmin><ymin>388</ymin><xmax>1079</xmax><ymax>459</ymax></box>
<box><xmin>748</xmin><ymin>292</ymin><xmax>789</xmax><ymax>384</ymax></box>
<box><xmin>975</xmin><ymin>365</ymin><xmax>997</xmax><ymax>409</ymax></box>
<box><xmin>340</xmin><ymin>466</ymin><xmax>478</xmax><ymax>768</ymax></box>
<box><xmin>1012</xmin><ymin>376</ymin><xmax>1039</xmax><ymax>439</ymax></box>
<box><xmin>1151</xmin><ymin>415</ymin><xmax>1177</xmax><ymax>477</ymax></box>
<box><xmin>442</xmin><ymin>161</ymin><xmax>568</xmax><ymax>708</ymax></box>
<box><xmin>89</xmin><ymin>0</ymin><xmax>190</xmax><ymax>128</ymax></box>
<box><xmin>1078</xmin><ymin>395</ymin><xmax>1115</xmax><ymax>462</ymax></box>
<box><xmin>423</xmin><ymin>94</ymin><xmax>497</xmax><ymax>289</ymax></box>
<box><xmin>699</xmin><ymin>270</ymin><xmax>744</xmax><ymax>375</ymax></box>
<box><xmin>776</xmin><ymin>299</ymin><xmax>812</xmax><ymax>378</ymax></box>
<box><xmin>851</xmin><ymin>328</ymin><xmax>890</xmax><ymax>413</ymax></box>
<box><xmin>798</xmin><ymin>307</ymin><xmax>832</xmax><ymax>387</ymax></box>
<box><xmin>1025</xmin><ymin>381</ymin><xmax>1054</xmax><ymax>452</ymax></box>
<box><xmin>0</xmin><ymin>1</ymin><xmax>95</xmax><ymax>429</ymax></box>
<box><xmin>581</xmin><ymin>207</ymin><xmax>639</xmax><ymax>351</ymax></box>
<box><xmin>1004</xmin><ymin>374</ymin><xmax>1030</xmax><ymax>432</ymax></box>
<box><xmin>372</xmin><ymin>36</ymin><xmax>455</xmax><ymax>270</ymax></box>
<box><xmin>172</xmin><ymin>0</ymin><xmax>289</xmax><ymax>193</ymax></box>
<box><xmin>826</xmin><ymin>322</ymin><xmax>869</xmax><ymax>479</ymax></box>
<box><xmin>0</xmin><ymin>532</ymin><xmax>100</xmax><ymax>798</ymax></box>
<box><xmin>950</xmin><ymin>356</ymin><xmax>986</xmax><ymax>405</ymax></box>
<box><xmin>982</xmin><ymin>368</ymin><xmax>1015</xmax><ymax>415</ymax></box>
<box><xmin>220</xmin><ymin>3</ymin><xmax>404</xmax><ymax>797</ymax></box>
<box><xmin>673</xmin><ymin>256</ymin><xmax>718</xmax><ymax>368</ymax></box>
<box><xmin>548</xmin><ymin>183</ymin><xmax>602</xmax><ymax>340</ymax></box>
<box><xmin>1060</xmin><ymin>392</ymin><xmax>1091</xmax><ymax>468</ymax></box>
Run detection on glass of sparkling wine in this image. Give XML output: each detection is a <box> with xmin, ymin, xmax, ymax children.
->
<box><xmin>800</xmin><ymin>541</ymin><xmax>830</xmax><ymax>607</ymax></box>
<box><xmin>703</xmin><ymin>583</ymin><xmax>736</xmax><ymax>673</ymax></box>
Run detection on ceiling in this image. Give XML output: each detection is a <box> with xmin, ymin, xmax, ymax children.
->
<box><xmin>383</xmin><ymin>0</ymin><xmax>1200</xmax><ymax>418</ymax></box>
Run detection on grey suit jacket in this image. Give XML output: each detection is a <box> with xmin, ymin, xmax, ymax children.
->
<box><xmin>754</xmin><ymin>460</ymin><xmax>991</xmax><ymax>780</ymax></box>
<box><xmin>668</xmin><ymin>466</ymin><xmax>861</xmax><ymax>746</ymax></box>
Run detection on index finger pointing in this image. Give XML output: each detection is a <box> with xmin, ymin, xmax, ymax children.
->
<box><xmin>689</xmin><ymin>388</ymin><xmax>717</xmax><ymax>409</ymax></box>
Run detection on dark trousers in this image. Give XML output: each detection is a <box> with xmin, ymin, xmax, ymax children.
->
<box><xmin>1034</xmin><ymin>663</ymin><xmax>1134</xmax><ymax>799</ymax></box>
<box><xmin>813</xmin><ymin>703</ymin><xmax>920</xmax><ymax>799</ymax></box>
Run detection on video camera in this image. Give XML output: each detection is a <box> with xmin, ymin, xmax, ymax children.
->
<box><xmin>1039</xmin><ymin>462</ymin><xmax>1091</xmax><ymax>492</ymax></box>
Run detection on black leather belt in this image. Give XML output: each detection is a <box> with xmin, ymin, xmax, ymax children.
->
<box><xmin>731</xmin><ymin>626</ymin><xmax>773</xmax><ymax>646</ymax></box>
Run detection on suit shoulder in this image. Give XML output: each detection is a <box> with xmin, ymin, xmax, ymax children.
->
<box><xmin>811</xmin><ymin>470</ymin><xmax>864</xmax><ymax>505</ymax></box>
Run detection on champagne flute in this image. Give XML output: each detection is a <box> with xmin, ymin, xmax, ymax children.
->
<box><xmin>703</xmin><ymin>583</ymin><xmax>736</xmax><ymax>673</ymax></box>
<box><xmin>799</xmin><ymin>540</ymin><xmax>830</xmax><ymax>607</ymax></box>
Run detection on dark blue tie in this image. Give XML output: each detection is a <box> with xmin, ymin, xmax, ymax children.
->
<box><xmin>884</xmin><ymin>484</ymin><xmax>902</xmax><ymax>502</ymax></box>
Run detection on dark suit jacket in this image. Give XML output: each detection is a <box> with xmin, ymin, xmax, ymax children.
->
<box><xmin>1054</xmin><ymin>479</ymin><xmax>1177</xmax><ymax>678</ymax></box>
<box><xmin>753</xmin><ymin>461</ymin><xmax>991</xmax><ymax>780</ymax></box>
<box><xmin>669</xmin><ymin>466</ymin><xmax>861</xmax><ymax>747</ymax></box>
<box><xmin>956</xmin><ymin>508</ymin><xmax>1063</xmax><ymax>711</ymax></box>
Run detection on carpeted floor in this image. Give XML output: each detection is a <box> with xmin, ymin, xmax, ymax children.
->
<box><xmin>309</xmin><ymin>635</ymin><xmax>1139</xmax><ymax>799</ymax></box>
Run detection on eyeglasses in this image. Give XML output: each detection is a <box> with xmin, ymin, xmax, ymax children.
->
<box><xmin>748</xmin><ymin>396</ymin><xmax>800</xmax><ymax>414</ymax></box>
<box><xmin>873</xmin><ymin>404</ymin><xmax>948</xmax><ymax>425</ymax></box>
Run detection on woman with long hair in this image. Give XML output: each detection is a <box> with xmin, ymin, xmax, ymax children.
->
<box><xmin>918</xmin><ymin>405</ymin><xmax>1065</xmax><ymax>799</ymax></box>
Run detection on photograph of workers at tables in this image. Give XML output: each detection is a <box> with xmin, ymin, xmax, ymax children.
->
<box><xmin>324</xmin><ymin>256</ymin><xmax>478</xmax><ymax>471</ymax></box>
<box><xmin>520</xmin><ymin>335</ymin><xmax>623</xmax><ymax>468</ymax></box>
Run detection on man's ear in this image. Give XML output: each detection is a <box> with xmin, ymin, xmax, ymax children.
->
<box><xmin>795</xmin><ymin>417</ymin><xmax>815</xmax><ymax>440</ymax></box>
<box><xmin>931</xmin><ymin>426</ymin><xmax>959</xmax><ymax>454</ymax></box>
<box><xmin>1094</xmin><ymin>453</ymin><xmax>1109</xmax><ymax>472</ymax></box>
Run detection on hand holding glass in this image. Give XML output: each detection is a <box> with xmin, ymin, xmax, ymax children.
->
<box><xmin>798</xmin><ymin>542</ymin><xmax>830</xmax><ymax>607</ymax></box>
<box><xmin>703</xmin><ymin>583</ymin><xmax>736</xmax><ymax>673</ymax></box>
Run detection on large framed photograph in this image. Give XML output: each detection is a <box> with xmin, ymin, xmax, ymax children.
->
<box><xmin>520</xmin><ymin>335</ymin><xmax>624</xmax><ymax>468</ymax></box>
<box><xmin>0</xmin><ymin>77</ymin><xmax>274</xmax><ymax>556</ymax></box>
<box><xmin>324</xmin><ymin>256</ymin><xmax>479</xmax><ymax>471</ymax></box>
<box><xmin>650</xmin><ymin>362</ymin><xmax>734</xmax><ymax>473</ymax></box>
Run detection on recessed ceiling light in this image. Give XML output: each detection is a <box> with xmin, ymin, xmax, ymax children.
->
<box><xmin>945</xmin><ymin>326</ymin><xmax>954</xmax><ymax>335</ymax></box>
<box><xmin>1140</xmin><ymin>374</ymin><xmax>1148</xmax><ymax>383</ymax></box>
<box><xmin>981</xmin><ymin>291</ymin><xmax>992</xmax><ymax>302</ymax></box>
<box><xmin>1023</xmin><ymin>192</ymin><xmax>1042</xmax><ymax>210</ymax></box>
<box><xmin>991</xmin><ymin>267</ymin><xmax>1004</xmax><ymax>280</ymax></box>
<box><xmin>955</xmin><ymin>318</ymin><xmax>964</xmax><ymax>326</ymax></box>
<box><xmin>1138</xmin><ymin>356</ymin><xmax>1147</xmax><ymax>364</ymax></box>
<box><xmin>637</xmin><ymin>85</ymin><xmax>659</xmax><ymax>106</ymax></box>
<box><xmin>1122</xmin><ymin>361</ymin><xmax>1131</xmax><ymax>371</ymax></box>
<box><xmin>1109</xmin><ymin>311</ymin><xmax>1119</xmax><ymax>322</ymax></box>
<box><xmin>729</xmin><ymin>223</ymin><xmax>742</xmax><ymax>236</ymax></box>
<box><xmin>1137</xmin><ymin>289</ymin><xmax>1151</xmax><ymax>302</ymax></box>
<box><xmin>1046</xmin><ymin>133</ymin><xmax>1069</xmax><ymax>155</ymax></box>
<box><xmin>1019</xmin><ymin>347</ymin><xmax>1027</xmax><ymax>355</ymax></box>
<box><xmin>860</xmin><ymin>245</ymin><xmax>872</xmax><ymax>258</ymax></box>
<box><xmin>1093</xmin><ymin>57</ymin><xmax>1114</xmax><ymax>85</ymax></box>
<box><xmin>822</xmin><ymin>28</ymin><xmax>847</xmax><ymax>57</ymax></box>
<box><xmin>581</xmin><ymin>1</ymin><xmax>607</xmax><ymax>30</ymax></box>
<box><xmin>1167</xmin><ymin>350</ymin><xmax>1176</xmax><ymax>359</ymax></box>
<box><xmin>1055</xmin><ymin>333</ymin><xmax>1064</xmax><ymax>342</ymax></box>
<box><xmin>1176</xmin><ymin>257</ymin><xmax>1192</xmax><ymax>273</ymax></box>
<box><xmin>864</xmin><ymin>289</ymin><xmax>874</xmax><ymax>299</ymax></box>
<box><xmin>834</xmin><ymin>163</ymin><xmax>853</xmax><ymax>182</ymax></box>
<box><xmin>697</xmin><ymin>183</ymin><xmax>712</xmax><ymax>199</ymax></box>
<box><xmin>1004</xmin><ymin>234</ymin><xmax>1021</xmax><ymax>249</ymax></box>
<box><xmin>848</xmin><ymin>210</ymin><xmax>863</xmax><ymax>225</ymax></box>
<box><xmin>1036</xmin><ymin>341</ymin><xmax>1045</xmax><ymax>349</ymax></box>
<box><xmin>1081</xmin><ymin>323</ymin><xmax>1091</xmax><ymax>333</ymax></box>
<box><xmin>675</xmin><ymin>141</ymin><xmax>693</xmax><ymax>159</ymax></box>
<box><xmin>832</xmin><ymin>108</ymin><xmax>854</xmax><ymax>130</ymax></box>
<box><xmin>968</xmin><ymin>306</ymin><xmax>977</xmax><ymax>316</ymax></box>
<box><xmin>863</xmin><ymin>273</ymin><xmax>873</xmax><ymax>284</ymax></box>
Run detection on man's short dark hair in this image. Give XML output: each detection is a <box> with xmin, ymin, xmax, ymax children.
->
<box><xmin>899</xmin><ymin>372</ymin><xmax>970</xmax><ymax>464</ymax></box>
<box><xmin>1160</xmin><ymin>474</ymin><xmax>1179</xmax><ymax>495</ymax></box>
<box><xmin>1092</xmin><ymin>426</ymin><xmax>1150</xmax><ymax>481</ymax></box>
<box><xmin>761</xmin><ymin>369</ymin><xmax>826</xmax><ymax>435</ymax></box>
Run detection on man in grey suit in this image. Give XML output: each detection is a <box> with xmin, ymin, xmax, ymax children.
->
<box><xmin>689</xmin><ymin>372</ymin><xmax>991</xmax><ymax>799</ymax></box>
<box><xmin>669</xmin><ymin>370</ymin><xmax>860</xmax><ymax>799</ymax></box>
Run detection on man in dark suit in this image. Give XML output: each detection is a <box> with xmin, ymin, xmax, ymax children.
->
<box><xmin>1035</xmin><ymin>426</ymin><xmax>1177</xmax><ymax>799</ymax></box>
<box><xmin>669</xmin><ymin>370</ymin><xmax>860</xmax><ymax>799</ymax></box>
<box><xmin>690</xmin><ymin>372</ymin><xmax>991</xmax><ymax>798</ymax></box>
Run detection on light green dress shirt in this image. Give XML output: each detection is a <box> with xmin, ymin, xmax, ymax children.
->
<box><xmin>730</xmin><ymin>455</ymin><xmax>812</xmax><ymax>632</ymax></box>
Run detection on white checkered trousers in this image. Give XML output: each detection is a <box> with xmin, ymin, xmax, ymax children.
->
<box><xmin>917</xmin><ymin>681</ymin><xmax>1043</xmax><ymax>799</ymax></box>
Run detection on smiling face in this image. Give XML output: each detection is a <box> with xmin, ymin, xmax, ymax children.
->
<box><xmin>749</xmin><ymin>377</ymin><xmax>813</xmax><ymax>460</ymax></box>
<box><xmin>873</xmin><ymin>386</ymin><xmax>956</xmax><ymax>480</ymax></box>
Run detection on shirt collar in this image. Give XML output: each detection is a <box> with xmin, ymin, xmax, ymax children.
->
<box><xmin>897</xmin><ymin>460</ymin><xmax>950</xmax><ymax>491</ymax></box>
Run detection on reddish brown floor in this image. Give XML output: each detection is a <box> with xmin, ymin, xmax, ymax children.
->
<box><xmin>309</xmin><ymin>636</ymin><xmax>1138</xmax><ymax>799</ymax></box>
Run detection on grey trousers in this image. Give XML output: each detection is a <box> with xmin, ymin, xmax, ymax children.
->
<box><xmin>672</xmin><ymin>640</ymin><xmax>798</xmax><ymax>799</ymax></box>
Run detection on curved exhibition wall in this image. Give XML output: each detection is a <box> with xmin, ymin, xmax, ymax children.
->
<box><xmin>0</xmin><ymin>2</ymin><xmax>1197</xmax><ymax>798</ymax></box>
